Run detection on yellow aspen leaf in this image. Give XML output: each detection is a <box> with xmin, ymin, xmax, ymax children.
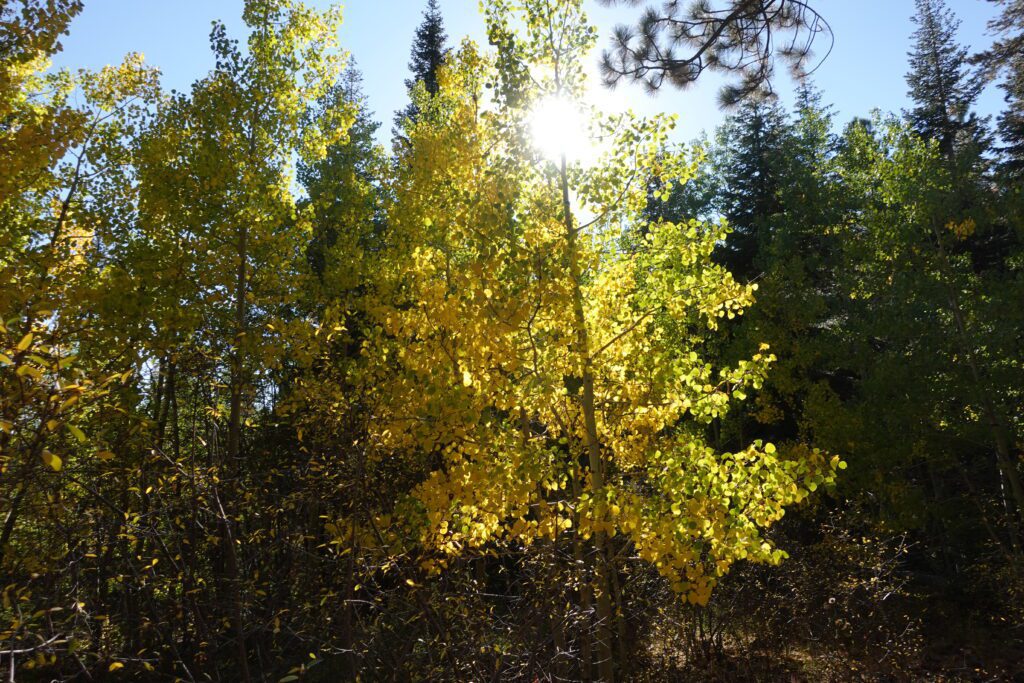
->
<box><xmin>462</xmin><ymin>370</ymin><xmax>473</xmax><ymax>387</ymax></box>
<box><xmin>41</xmin><ymin>451</ymin><xmax>62</xmax><ymax>472</ymax></box>
<box><xmin>67</xmin><ymin>424</ymin><xmax>86</xmax><ymax>443</ymax></box>
<box><xmin>108</xmin><ymin>662</ymin><xmax>124</xmax><ymax>672</ymax></box>
<box><xmin>16</xmin><ymin>333</ymin><xmax>32</xmax><ymax>351</ymax></box>
<box><xmin>17</xmin><ymin>365</ymin><xmax>42</xmax><ymax>379</ymax></box>
<box><xmin>0</xmin><ymin>353</ymin><xmax>11</xmax><ymax>365</ymax></box>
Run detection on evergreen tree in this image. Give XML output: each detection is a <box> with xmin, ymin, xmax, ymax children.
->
<box><xmin>905</xmin><ymin>0</ymin><xmax>986</xmax><ymax>157</ymax></box>
<box><xmin>393</xmin><ymin>0</ymin><xmax>448</xmax><ymax>135</ymax></box>
<box><xmin>743</xmin><ymin>83</ymin><xmax>846</xmax><ymax>405</ymax></box>
<box><xmin>598</xmin><ymin>0</ymin><xmax>831</xmax><ymax>105</ymax></box>
<box><xmin>975</xmin><ymin>0</ymin><xmax>1024</xmax><ymax>178</ymax></box>
<box><xmin>300</xmin><ymin>64</ymin><xmax>383</xmax><ymax>283</ymax></box>
<box><xmin>714</xmin><ymin>84</ymin><xmax>851</xmax><ymax>452</ymax></box>
<box><xmin>712</xmin><ymin>97</ymin><xmax>790</xmax><ymax>281</ymax></box>
<box><xmin>907</xmin><ymin>0</ymin><xmax>1004</xmax><ymax>278</ymax></box>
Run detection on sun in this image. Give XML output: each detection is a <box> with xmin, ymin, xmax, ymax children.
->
<box><xmin>528</xmin><ymin>94</ymin><xmax>597</xmax><ymax>165</ymax></box>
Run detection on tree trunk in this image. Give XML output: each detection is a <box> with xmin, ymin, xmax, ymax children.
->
<box><xmin>0</xmin><ymin>483</ymin><xmax>28</xmax><ymax>566</ymax></box>
<box><xmin>221</xmin><ymin>220</ymin><xmax>252</xmax><ymax>683</ymax></box>
<box><xmin>559</xmin><ymin>154</ymin><xmax>616</xmax><ymax>682</ymax></box>
<box><xmin>227</xmin><ymin>223</ymin><xmax>248</xmax><ymax>473</ymax></box>
<box><xmin>571</xmin><ymin>468</ymin><xmax>594</xmax><ymax>682</ymax></box>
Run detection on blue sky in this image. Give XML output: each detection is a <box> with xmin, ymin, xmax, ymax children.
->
<box><xmin>52</xmin><ymin>1</ymin><xmax>1006</xmax><ymax>144</ymax></box>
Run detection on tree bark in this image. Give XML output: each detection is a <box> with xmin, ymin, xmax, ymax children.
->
<box><xmin>220</xmin><ymin>218</ymin><xmax>252</xmax><ymax>683</ymax></box>
<box><xmin>559</xmin><ymin>154</ymin><xmax>616</xmax><ymax>682</ymax></box>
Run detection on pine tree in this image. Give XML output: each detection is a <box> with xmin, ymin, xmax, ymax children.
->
<box><xmin>300</xmin><ymin>64</ymin><xmax>382</xmax><ymax>283</ymax></box>
<box><xmin>905</xmin><ymin>0</ymin><xmax>986</xmax><ymax>157</ymax></box>
<box><xmin>727</xmin><ymin>83</ymin><xmax>847</xmax><ymax>441</ymax></box>
<box><xmin>651</xmin><ymin>97</ymin><xmax>790</xmax><ymax>282</ymax></box>
<box><xmin>713</xmin><ymin>97</ymin><xmax>790</xmax><ymax>281</ymax></box>
<box><xmin>393</xmin><ymin>0</ymin><xmax>448</xmax><ymax>134</ymax></box>
<box><xmin>975</xmin><ymin>0</ymin><xmax>1024</xmax><ymax>178</ymax></box>
<box><xmin>598</xmin><ymin>0</ymin><xmax>831</xmax><ymax>105</ymax></box>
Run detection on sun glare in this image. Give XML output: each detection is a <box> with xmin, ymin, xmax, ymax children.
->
<box><xmin>528</xmin><ymin>95</ymin><xmax>596</xmax><ymax>165</ymax></box>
